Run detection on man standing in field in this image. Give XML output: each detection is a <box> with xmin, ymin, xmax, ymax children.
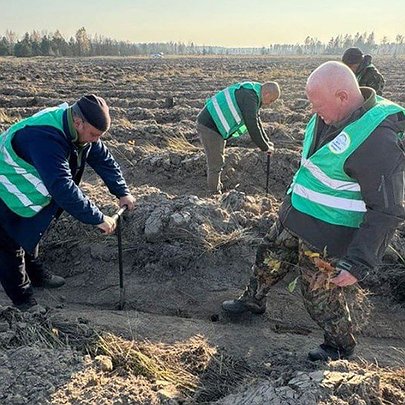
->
<box><xmin>197</xmin><ymin>81</ymin><xmax>280</xmax><ymax>194</ymax></box>
<box><xmin>222</xmin><ymin>61</ymin><xmax>405</xmax><ymax>361</ymax></box>
<box><xmin>0</xmin><ymin>95</ymin><xmax>135</xmax><ymax>311</ymax></box>
<box><xmin>342</xmin><ymin>47</ymin><xmax>385</xmax><ymax>95</ymax></box>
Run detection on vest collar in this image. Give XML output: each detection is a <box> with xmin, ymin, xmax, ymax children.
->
<box><xmin>332</xmin><ymin>87</ymin><xmax>377</xmax><ymax>129</ymax></box>
<box><xmin>66</xmin><ymin>107</ymin><xmax>79</xmax><ymax>143</ymax></box>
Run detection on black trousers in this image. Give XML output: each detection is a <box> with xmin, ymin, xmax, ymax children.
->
<box><xmin>0</xmin><ymin>224</ymin><xmax>34</xmax><ymax>305</ymax></box>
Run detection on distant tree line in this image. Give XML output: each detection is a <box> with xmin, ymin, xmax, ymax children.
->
<box><xmin>0</xmin><ymin>27</ymin><xmax>404</xmax><ymax>57</ymax></box>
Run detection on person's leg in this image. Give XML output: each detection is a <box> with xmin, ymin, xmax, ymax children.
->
<box><xmin>0</xmin><ymin>225</ymin><xmax>34</xmax><ymax>306</ymax></box>
<box><xmin>25</xmin><ymin>245</ymin><xmax>65</xmax><ymax>288</ymax></box>
<box><xmin>222</xmin><ymin>220</ymin><xmax>299</xmax><ymax>314</ymax></box>
<box><xmin>299</xmin><ymin>244</ymin><xmax>357</xmax><ymax>360</ymax></box>
<box><xmin>197</xmin><ymin>123</ymin><xmax>226</xmax><ymax>194</ymax></box>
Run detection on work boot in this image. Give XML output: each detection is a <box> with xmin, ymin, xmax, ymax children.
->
<box><xmin>222</xmin><ymin>274</ymin><xmax>267</xmax><ymax>315</ymax></box>
<box><xmin>222</xmin><ymin>297</ymin><xmax>266</xmax><ymax>314</ymax></box>
<box><xmin>26</xmin><ymin>257</ymin><xmax>65</xmax><ymax>289</ymax></box>
<box><xmin>308</xmin><ymin>343</ymin><xmax>354</xmax><ymax>362</ymax></box>
<box><xmin>31</xmin><ymin>269</ymin><xmax>65</xmax><ymax>289</ymax></box>
<box><xmin>14</xmin><ymin>296</ymin><xmax>46</xmax><ymax>314</ymax></box>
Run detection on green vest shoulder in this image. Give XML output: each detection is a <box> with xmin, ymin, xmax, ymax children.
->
<box><xmin>206</xmin><ymin>82</ymin><xmax>262</xmax><ymax>139</ymax></box>
<box><xmin>0</xmin><ymin>104</ymin><xmax>68</xmax><ymax>217</ymax></box>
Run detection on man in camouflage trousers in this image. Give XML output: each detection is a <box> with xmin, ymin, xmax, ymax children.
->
<box><xmin>223</xmin><ymin>61</ymin><xmax>405</xmax><ymax>361</ymax></box>
<box><xmin>236</xmin><ymin>220</ymin><xmax>362</xmax><ymax>357</ymax></box>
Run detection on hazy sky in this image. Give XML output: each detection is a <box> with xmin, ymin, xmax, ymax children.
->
<box><xmin>1</xmin><ymin>0</ymin><xmax>404</xmax><ymax>46</ymax></box>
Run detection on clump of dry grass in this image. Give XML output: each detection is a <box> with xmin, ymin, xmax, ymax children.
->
<box><xmin>0</xmin><ymin>109</ymin><xmax>19</xmax><ymax>124</ymax></box>
<box><xmin>95</xmin><ymin>334</ymin><xmax>215</xmax><ymax>396</ymax></box>
<box><xmin>0</xmin><ymin>307</ymin><xmax>97</xmax><ymax>350</ymax></box>
<box><xmin>165</xmin><ymin>134</ymin><xmax>198</xmax><ymax>153</ymax></box>
<box><xmin>138</xmin><ymin>141</ymin><xmax>161</xmax><ymax>154</ymax></box>
<box><xmin>94</xmin><ymin>333</ymin><xmax>251</xmax><ymax>401</ymax></box>
<box><xmin>170</xmin><ymin>220</ymin><xmax>254</xmax><ymax>253</ymax></box>
<box><xmin>116</xmin><ymin>117</ymin><xmax>133</xmax><ymax>130</ymax></box>
<box><xmin>200</xmin><ymin>222</ymin><xmax>254</xmax><ymax>252</ymax></box>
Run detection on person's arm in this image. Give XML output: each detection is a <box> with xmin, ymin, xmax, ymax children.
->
<box><xmin>236</xmin><ymin>88</ymin><xmax>273</xmax><ymax>151</ymax></box>
<box><xmin>338</xmin><ymin>119</ymin><xmax>405</xmax><ymax>281</ymax></box>
<box><xmin>16</xmin><ymin>127</ymin><xmax>105</xmax><ymax>225</ymax></box>
<box><xmin>86</xmin><ymin>140</ymin><xmax>130</xmax><ymax>198</ymax></box>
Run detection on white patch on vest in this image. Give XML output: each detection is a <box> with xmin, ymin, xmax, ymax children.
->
<box><xmin>328</xmin><ymin>132</ymin><xmax>351</xmax><ymax>154</ymax></box>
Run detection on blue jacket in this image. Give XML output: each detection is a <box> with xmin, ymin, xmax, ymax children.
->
<box><xmin>0</xmin><ymin>109</ymin><xmax>129</xmax><ymax>252</ymax></box>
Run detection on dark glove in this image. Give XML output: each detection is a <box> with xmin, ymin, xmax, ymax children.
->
<box><xmin>336</xmin><ymin>257</ymin><xmax>371</xmax><ymax>281</ymax></box>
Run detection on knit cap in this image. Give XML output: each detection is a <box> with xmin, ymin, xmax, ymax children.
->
<box><xmin>76</xmin><ymin>94</ymin><xmax>111</xmax><ymax>131</ymax></box>
<box><xmin>342</xmin><ymin>47</ymin><xmax>364</xmax><ymax>65</ymax></box>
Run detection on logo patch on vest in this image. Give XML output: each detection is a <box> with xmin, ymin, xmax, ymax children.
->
<box><xmin>328</xmin><ymin>132</ymin><xmax>350</xmax><ymax>154</ymax></box>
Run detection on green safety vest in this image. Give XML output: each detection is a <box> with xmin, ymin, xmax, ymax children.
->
<box><xmin>288</xmin><ymin>97</ymin><xmax>405</xmax><ymax>228</ymax></box>
<box><xmin>0</xmin><ymin>103</ymin><xmax>69</xmax><ymax>217</ymax></box>
<box><xmin>206</xmin><ymin>82</ymin><xmax>262</xmax><ymax>139</ymax></box>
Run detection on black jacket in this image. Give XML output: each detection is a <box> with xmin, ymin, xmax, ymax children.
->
<box><xmin>197</xmin><ymin>87</ymin><xmax>272</xmax><ymax>151</ymax></box>
<box><xmin>279</xmin><ymin>89</ymin><xmax>405</xmax><ymax>273</ymax></box>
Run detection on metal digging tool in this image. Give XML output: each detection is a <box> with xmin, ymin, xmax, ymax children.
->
<box><xmin>265</xmin><ymin>153</ymin><xmax>271</xmax><ymax>196</ymax></box>
<box><xmin>112</xmin><ymin>205</ymin><xmax>128</xmax><ymax>310</ymax></box>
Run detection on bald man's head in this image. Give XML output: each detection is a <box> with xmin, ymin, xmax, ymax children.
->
<box><xmin>306</xmin><ymin>61</ymin><xmax>364</xmax><ymax>125</ymax></box>
<box><xmin>261</xmin><ymin>81</ymin><xmax>280</xmax><ymax>107</ymax></box>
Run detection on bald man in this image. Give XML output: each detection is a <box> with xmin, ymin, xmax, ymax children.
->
<box><xmin>222</xmin><ymin>62</ymin><xmax>405</xmax><ymax>361</ymax></box>
<box><xmin>197</xmin><ymin>81</ymin><xmax>280</xmax><ymax>194</ymax></box>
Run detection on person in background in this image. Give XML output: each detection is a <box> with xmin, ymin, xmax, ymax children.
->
<box><xmin>342</xmin><ymin>47</ymin><xmax>385</xmax><ymax>95</ymax></box>
<box><xmin>197</xmin><ymin>81</ymin><xmax>280</xmax><ymax>194</ymax></box>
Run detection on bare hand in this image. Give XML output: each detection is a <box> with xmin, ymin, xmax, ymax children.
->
<box><xmin>120</xmin><ymin>194</ymin><xmax>135</xmax><ymax>210</ymax></box>
<box><xmin>97</xmin><ymin>215</ymin><xmax>117</xmax><ymax>234</ymax></box>
<box><xmin>330</xmin><ymin>269</ymin><xmax>358</xmax><ymax>287</ymax></box>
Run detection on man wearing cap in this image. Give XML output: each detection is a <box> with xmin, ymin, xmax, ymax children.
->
<box><xmin>342</xmin><ymin>47</ymin><xmax>385</xmax><ymax>95</ymax></box>
<box><xmin>0</xmin><ymin>95</ymin><xmax>135</xmax><ymax>311</ymax></box>
<box><xmin>197</xmin><ymin>81</ymin><xmax>280</xmax><ymax>194</ymax></box>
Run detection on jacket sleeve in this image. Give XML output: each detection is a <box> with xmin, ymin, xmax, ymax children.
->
<box><xmin>343</xmin><ymin>115</ymin><xmax>405</xmax><ymax>271</ymax></box>
<box><xmin>15</xmin><ymin>127</ymin><xmax>104</xmax><ymax>225</ymax></box>
<box><xmin>236</xmin><ymin>89</ymin><xmax>272</xmax><ymax>151</ymax></box>
<box><xmin>85</xmin><ymin>140</ymin><xmax>130</xmax><ymax>198</ymax></box>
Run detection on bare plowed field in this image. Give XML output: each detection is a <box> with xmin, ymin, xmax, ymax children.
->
<box><xmin>0</xmin><ymin>56</ymin><xmax>404</xmax><ymax>404</ymax></box>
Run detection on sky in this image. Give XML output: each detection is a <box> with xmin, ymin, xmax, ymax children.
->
<box><xmin>0</xmin><ymin>0</ymin><xmax>404</xmax><ymax>47</ymax></box>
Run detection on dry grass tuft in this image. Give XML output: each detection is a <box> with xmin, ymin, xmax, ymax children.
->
<box><xmin>138</xmin><ymin>142</ymin><xmax>161</xmax><ymax>154</ymax></box>
<box><xmin>201</xmin><ymin>222</ymin><xmax>254</xmax><ymax>252</ymax></box>
<box><xmin>169</xmin><ymin>219</ymin><xmax>254</xmax><ymax>253</ymax></box>
<box><xmin>0</xmin><ymin>307</ymin><xmax>97</xmax><ymax>350</ymax></box>
<box><xmin>116</xmin><ymin>117</ymin><xmax>134</xmax><ymax>130</ymax></box>
<box><xmin>0</xmin><ymin>109</ymin><xmax>19</xmax><ymax>124</ymax></box>
<box><xmin>94</xmin><ymin>333</ymin><xmax>251</xmax><ymax>401</ymax></box>
<box><xmin>95</xmin><ymin>333</ymin><xmax>216</xmax><ymax>396</ymax></box>
<box><xmin>165</xmin><ymin>134</ymin><xmax>199</xmax><ymax>153</ymax></box>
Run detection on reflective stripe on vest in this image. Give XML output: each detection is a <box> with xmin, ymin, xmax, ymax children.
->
<box><xmin>289</xmin><ymin>97</ymin><xmax>405</xmax><ymax>228</ymax></box>
<box><xmin>0</xmin><ymin>103</ymin><xmax>68</xmax><ymax>217</ymax></box>
<box><xmin>206</xmin><ymin>82</ymin><xmax>262</xmax><ymax>139</ymax></box>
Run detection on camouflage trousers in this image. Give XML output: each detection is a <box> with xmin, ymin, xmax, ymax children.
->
<box><xmin>242</xmin><ymin>220</ymin><xmax>365</xmax><ymax>352</ymax></box>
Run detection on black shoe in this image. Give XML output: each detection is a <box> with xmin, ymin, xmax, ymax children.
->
<box><xmin>308</xmin><ymin>344</ymin><xmax>354</xmax><ymax>362</ymax></box>
<box><xmin>222</xmin><ymin>298</ymin><xmax>266</xmax><ymax>315</ymax></box>
<box><xmin>14</xmin><ymin>296</ymin><xmax>45</xmax><ymax>313</ymax></box>
<box><xmin>31</xmin><ymin>270</ymin><xmax>65</xmax><ymax>289</ymax></box>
